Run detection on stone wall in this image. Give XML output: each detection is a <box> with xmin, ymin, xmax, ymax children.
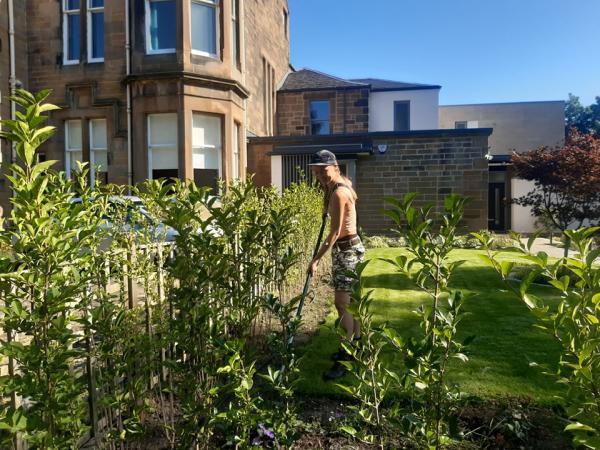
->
<box><xmin>277</xmin><ymin>88</ymin><xmax>369</xmax><ymax>136</ymax></box>
<box><xmin>244</xmin><ymin>0</ymin><xmax>290</xmax><ymax>137</ymax></box>
<box><xmin>356</xmin><ymin>134</ymin><xmax>489</xmax><ymax>234</ymax></box>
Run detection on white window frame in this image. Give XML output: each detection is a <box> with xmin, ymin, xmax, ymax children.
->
<box><xmin>89</xmin><ymin>118</ymin><xmax>108</xmax><ymax>185</ymax></box>
<box><xmin>65</xmin><ymin>119</ymin><xmax>83</xmax><ymax>178</ymax></box>
<box><xmin>145</xmin><ymin>0</ymin><xmax>176</xmax><ymax>55</ymax></box>
<box><xmin>63</xmin><ymin>0</ymin><xmax>80</xmax><ymax>65</ymax></box>
<box><xmin>87</xmin><ymin>0</ymin><xmax>104</xmax><ymax>63</ymax></box>
<box><xmin>190</xmin><ymin>0</ymin><xmax>220</xmax><ymax>59</ymax></box>
<box><xmin>192</xmin><ymin>112</ymin><xmax>222</xmax><ymax>182</ymax></box>
<box><xmin>147</xmin><ymin>113</ymin><xmax>178</xmax><ymax>180</ymax></box>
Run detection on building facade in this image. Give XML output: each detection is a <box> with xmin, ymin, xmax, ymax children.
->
<box><xmin>249</xmin><ymin>69</ymin><xmax>490</xmax><ymax>234</ymax></box>
<box><xmin>439</xmin><ymin>101</ymin><xmax>565</xmax><ymax>232</ymax></box>
<box><xmin>0</xmin><ymin>0</ymin><xmax>290</xmax><ymax>213</ymax></box>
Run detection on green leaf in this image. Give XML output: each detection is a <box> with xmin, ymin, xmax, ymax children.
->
<box><xmin>565</xmin><ymin>422</ymin><xmax>596</xmax><ymax>432</ymax></box>
<box><xmin>339</xmin><ymin>425</ymin><xmax>357</xmax><ymax>436</ymax></box>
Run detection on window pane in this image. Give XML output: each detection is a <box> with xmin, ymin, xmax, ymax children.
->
<box><xmin>67</xmin><ymin>121</ymin><xmax>82</xmax><ymax>150</ymax></box>
<box><xmin>92</xmin><ymin>150</ymin><xmax>108</xmax><ymax>171</ymax></box>
<box><xmin>191</xmin><ymin>1</ymin><xmax>217</xmax><ymax>54</ymax></box>
<box><xmin>394</xmin><ymin>102</ymin><xmax>410</xmax><ymax>131</ymax></box>
<box><xmin>90</xmin><ymin>119</ymin><xmax>107</xmax><ymax>149</ymax></box>
<box><xmin>89</xmin><ymin>0</ymin><xmax>103</xmax><ymax>7</ymax></box>
<box><xmin>194</xmin><ymin>169</ymin><xmax>219</xmax><ymax>191</ymax></box>
<box><xmin>232</xmin><ymin>124</ymin><xmax>240</xmax><ymax>179</ymax></box>
<box><xmin>311</xmin><ymin>122</ymin><xmax>330</xmax><ymax>135</ymax></box>
<box><xmin>192</xmin><ymin>113</ymin><xmax>221</xmax><ymax>148</ymax></box>
<box><xmin>66</xmin><ymin>0</ymin><xmax>80</xmax><ymax>10</ymax></box>
<box><xmin>193</xmin><ymin>147</ymin><xmax>219</xmax><ymax>170</ymax></box>
<box><xmin>69</xmin><ymin>151</ymin><xmax>83</xmax><ymax>171</ymax></box>
<box><xmin>150</xmin><ymin>0</ymin><xmax>176</xmax><ymax>50</ymax></box>
<box><xmin>310</xmin><ymin>101</ymin><xmax>329</xmax><ymax>121</ymax></box>
<box><xmin>91</xmin><ymin>12</ymin><xmax>104</xmax><ymax>59</ymax></box>
<box><xmin>67</xmin><ymin>14</ymin><xmax>80</xmax><ymax>60</ymax></box>
<box><xmin>152</xmin><ymin>147</ymin><xmax>178</xmax><ymax>170</ymax></box>
<box><xmin>149</xmin><ymin>114</ymin><xmax>177</xmax><ymax>146</ymax></box>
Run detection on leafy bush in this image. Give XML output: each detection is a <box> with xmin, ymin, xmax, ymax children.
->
<box><xmin>476</xmin><ymin>229</ymin><xmax>600</xmax><ymax>449</ymax></box>
<box><xmin>0</xmin><ymin>89</ymin><xmax>325</xmax><ymax>449</ymax></box>
<box><xmin>339</xmin><ymin>194</ymin><xmax>473</xmax><ymax>449</ymax></box>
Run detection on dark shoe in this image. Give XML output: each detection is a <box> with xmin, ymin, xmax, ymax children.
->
<box><xmin>323</xmin><ymin>361</ymin><xmax>347</xmax><ymax>381</ymax></box>
<box><xmin>330</xmin><ymin>348</ymin><xmax>352</xmax><ymax>361</ymax></box>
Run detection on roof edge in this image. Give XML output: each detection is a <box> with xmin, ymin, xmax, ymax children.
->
<box><xmin>249</xmin><ymin>128</ymin><xmax>493</xmax><ymax>145</ymax></box>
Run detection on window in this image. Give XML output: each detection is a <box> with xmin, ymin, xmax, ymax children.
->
<box><xmin>65</xmin><ymin>120</ymin><xmax>83</xmax><ymax>177</ymax></box>
<box><xmin>232</xmin><ymin>122</ymin><xmax>241</xmax><ymax>179</ymax></box>
<box><xmin>283</xmin><ymin>9</ymin><xmax>288</xmax><ymax>39</ymax></box>
<box><xmin>146</xmin><ymin>0</ymin><xmax>176</xmax><ymax>54</ymax></box>
<box><xmin>310</xmin><ymin>100</ymin><xmax>330</xmax><ymax>135</ymax></box>
<box><xmin>63</xmin><ymin>0</ymin><xmax>80</xmax><ymax>64</ymax></box>
<box><xmin>192</xmin><ymin>113</ymin><xmax>222</xmax><ymax>192</ymax></box>
<box><xmin>455</xmin><ymin>121</ymin><xmax>467</xmax><ymax>129</ymax></box>
<box><xmin>148</xmin><ymin>114</ymin><xmax>178</xmax><ymax>180</ymax></box>
<box><xmin>87</xmin><ymin>0</ymin><xmax>104</xmax><ymax>62</ymax></box>
<box><xmin>90</xmin><ymin>119</ymin><xmax>108</xmax><ymax>184</ymax></box>
<box><xmin>393</xmin><ymin>101</ymin><xmax>410</xmax><ymax>131</ymax></box>
<box><xmin>231</xmin><ymin>0</ymin><xmax>240</xmax><ymax>67</ymax></box>
<box><xmin>191</xmin><ymin>0</ymin><xmax>219</xmax><ymax>57</ymax></box>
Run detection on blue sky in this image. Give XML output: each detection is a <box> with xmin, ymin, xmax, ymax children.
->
<box><xmin>288</xmin><ymin>0</ymin><xmax>600</xmax><ymax>105</ymax></box>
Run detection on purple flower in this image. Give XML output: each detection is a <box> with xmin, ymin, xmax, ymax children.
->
<box><xmin>335</xmin><ymin>411</ymin><xmax>344</xmax><ymax>418</ymax></box>
<box><xmin>258</xmin><ymin>422</ymin><xmax>275</xmax><ymax>439</ymax></box>
<box><xmin>252</xmin><ymin>437</ymin><xmax>262</xmax><ymax>446</ymax></box>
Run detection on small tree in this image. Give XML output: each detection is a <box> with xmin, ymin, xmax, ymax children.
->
<box><xmin>512</xmin><ymin>128</ymin><xmax>600</xmax><ymax>256</ymax></box>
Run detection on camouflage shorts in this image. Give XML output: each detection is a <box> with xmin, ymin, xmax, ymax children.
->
<box><xmin>331</xmin><ymin>240</ymin><xmax>365</xmax><ymax>291</ymax></box>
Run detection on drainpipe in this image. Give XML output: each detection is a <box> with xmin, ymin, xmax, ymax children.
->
<box><xmin>8</xmin><ymin>0</ymin><xmax>16</xmax><ymax>165</ymax></box>
<box><xmin>125</xmin><ymin>0</ymin><xmax>133</xmax><ymax>189</ymax></box>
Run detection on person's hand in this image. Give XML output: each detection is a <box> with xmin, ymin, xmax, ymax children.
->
<box><xmin>308</xmin><ymin>258</ymin><xmax>319</xmax><ymax>276</ymax></box>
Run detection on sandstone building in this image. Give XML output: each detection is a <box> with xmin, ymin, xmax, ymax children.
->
<box><xmin>0</xmin><ymin>0</ymin><xmax>290</xmax><ymax>213</ymax></box>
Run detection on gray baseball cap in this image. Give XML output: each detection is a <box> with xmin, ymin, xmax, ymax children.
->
<box><xmin>308</xmin><ymin>149</ymin><xmax>338</xmax><ymax>166</ymax></box>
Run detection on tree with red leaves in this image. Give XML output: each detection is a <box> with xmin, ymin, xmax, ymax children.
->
<box><xmin>512</xmin><ymin>128</ymin><xmax>600</xmax><ymax>256</ymax></box>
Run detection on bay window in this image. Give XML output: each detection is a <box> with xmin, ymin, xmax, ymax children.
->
<box><xmin>146</xmin><ymin>0</ymin><xmax>176</xmax><ymax>54</ymax></box>
<box><xmin>192</xmin><ymin>113</ymin><xmax>222</xmax><ymax>192</ymax></box>
<box><xmin>191</xmin><ymin>0</ymin><xmax>219</xmax><ymax>57</ymax></box>
<box><xmin>148</xmin><ymin>114</ymin><xmax>179</xmax><ymax>180</ymax></box>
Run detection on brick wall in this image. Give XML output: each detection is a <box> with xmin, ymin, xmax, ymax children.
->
<box><xmin>356</xmin><ymin>135</ymin><xmax>489</xmax><ymax>234</ymax></box>
<box><xmin>277</xmin><ymin>88</ymin><xmax>369</xmax><ymax>136</ymax></box>
<box><xmin>247</xmin><ymin>143</ymin><xmax>272</xmax><ymax>187</ymax></box>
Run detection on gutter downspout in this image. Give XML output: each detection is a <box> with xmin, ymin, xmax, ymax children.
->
<box><xmin>8</xmin><ymin>0</ymin><xmax>16</xmax><ymax>162</ymax></box>
<box><xmin>125</xmin><ymin>0</ymin><xmax>133</xmax><ymax>189</ymax></box>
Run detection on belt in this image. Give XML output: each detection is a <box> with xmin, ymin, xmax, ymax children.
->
<box><xmin>334</xmin><ymin>235</ymin><xmax>361</xmax><ymax>251</ymax></box>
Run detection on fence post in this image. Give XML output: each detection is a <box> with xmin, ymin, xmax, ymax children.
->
<box><xmin>127</xmin><ymin>242</ymin><xmax>137</xmax><ymax>309</ymax></box>
<box><xmin>83</xmin><ymin>283</ymin><xmax>99</xmax><ymax>440</ymax></box>
<box><xmin>5</xmin><ymin>284</ymin><xmax>24</xmax><ymax>450</ymax></box>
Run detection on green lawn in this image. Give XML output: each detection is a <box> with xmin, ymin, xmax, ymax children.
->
<box><xmin>297</xmin><ymin>248</ymin><xmax>564</xmax><ymax>405</ymax></box>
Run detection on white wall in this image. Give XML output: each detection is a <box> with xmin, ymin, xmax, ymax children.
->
<box><xmin>271</xmin><ymin>155</ymin><xmax>283</xmax><ymax>192</ymax></box>
<box><xmin>511</xmin><ymin>178</ymin><xmax>537</xmax><ymax>233</ymax></box>
<box><xmin>369</xmin><ymin>89</ymin><xmax>439</xmax><ymax>132</ymax></box>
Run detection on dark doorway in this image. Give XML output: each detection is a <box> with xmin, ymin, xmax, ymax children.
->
<box><xmin>488</xmin><ymin>182</ymin><xmax>506</xmax><ymax>231</ymax></box>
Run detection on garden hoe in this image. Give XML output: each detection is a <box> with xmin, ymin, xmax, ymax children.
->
<box><xmin>287</xmin><ymin>211</ymin><xmax>328</xmax><ymax>347</ymax></box>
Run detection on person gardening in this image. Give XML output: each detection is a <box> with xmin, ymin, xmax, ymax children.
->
<box><xmin>308</xmin><ymin>149</ymin><xmax>365</xmax><ymax>380</ymax></box>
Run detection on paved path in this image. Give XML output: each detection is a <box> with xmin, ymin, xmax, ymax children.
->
<box><xmin>520</xmin><ymin>236</ymin><xmax>567</xmax><ymax>258</ymax></box>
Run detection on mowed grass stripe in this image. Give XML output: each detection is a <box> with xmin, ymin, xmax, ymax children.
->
<box><xmin>297</xmin><ymin>248</ymin><xmax>564</xmax><ymax>404</ymax></box>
